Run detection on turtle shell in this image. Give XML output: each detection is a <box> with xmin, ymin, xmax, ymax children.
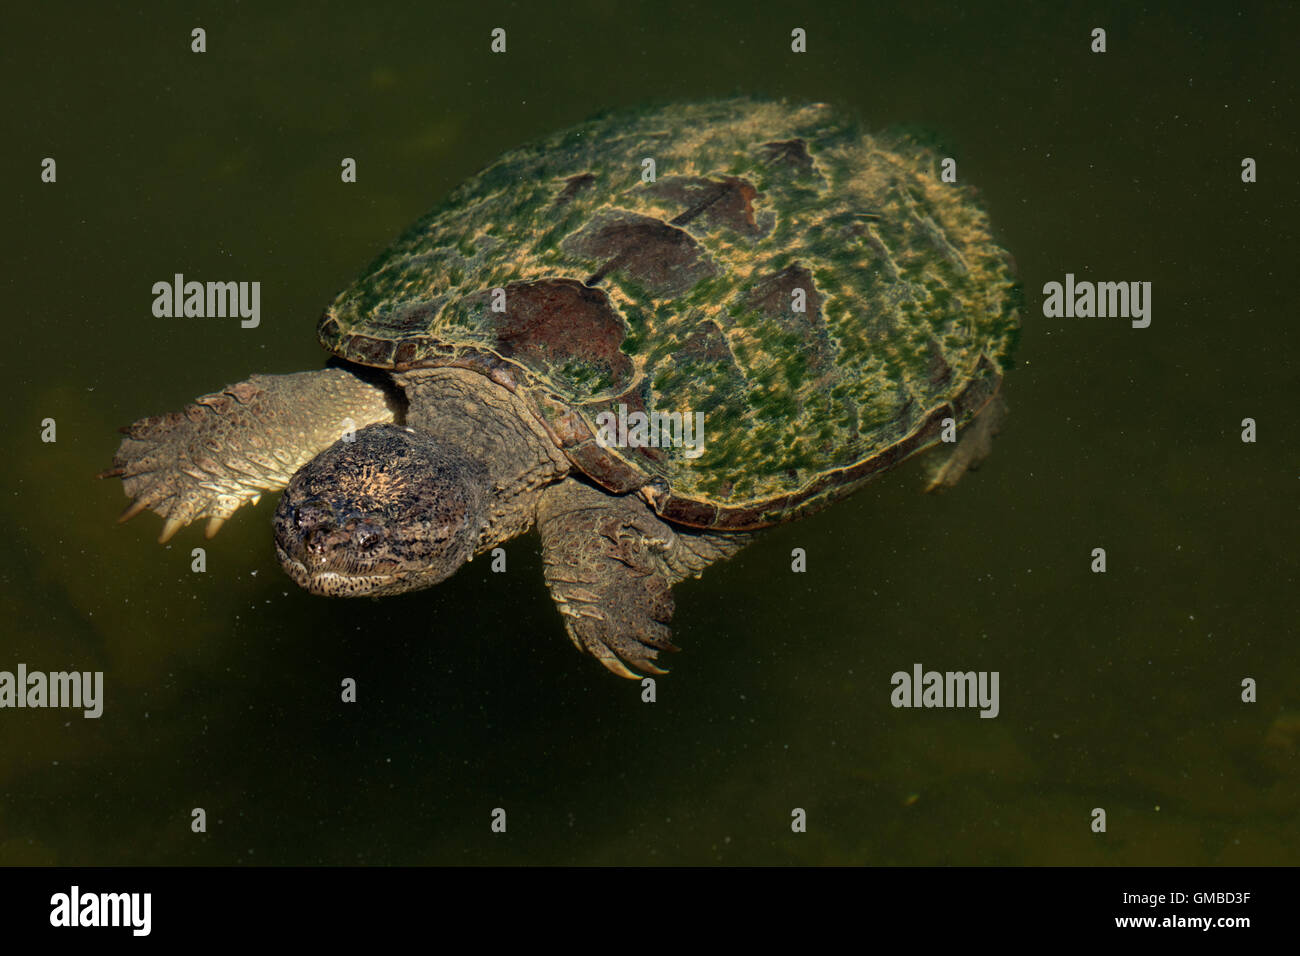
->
<box><xmin>319</xmin><ymin>99</ymin><xmax>1020</xmax><ymax>531</ymax></box>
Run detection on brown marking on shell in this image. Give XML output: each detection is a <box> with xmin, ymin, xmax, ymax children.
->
<box><xmin>484</xmin><ymin>279</ymin><xmax>634</xmax><ymax>395</ymax></box>
<box><xmin>710</xmin><ymin>495</ymin><xmax>794</xmax><ymax>529</ymax></box>
<box><xmin>926</xmin><ymin>337</ymin><xmax>953</xmax><ymax>388</ymax></box>
<box><xmin>393</xmin><ymin>341</ymin><xmax>421</xmax><ymax>368</ymax></box>
<box><xmin>656</xmin><ymin>495</ymin><xmax>719</xmax><ymax>527</ymax></box>
<box><xmin>565</xmin><ymin>211</ymin><xmax>715</xmax><ymax>297</ymax></box>
<box><xmin>678</xmin><ymin>318</ymin><xmax>733</xmax><ymax>363</ymax></box>
<box><xmin>607</xmin><ymin>377</ymin><xmax>668</xmax><ymax>467</ymax></box>
<box><xmin>554</xmin><ymin>172</ymin><xmax>597</xmax><ymax>206</ymax></box>
<box><xmin>648</xmin><ymin>176</ymin><xmax>765</xmax><ymax>237</ymax></box>
<box><xmin>343</xmin><ymin>335</ymin><xmax>398</xmax><ymax>367</ymax></box>
<box><xmin>535</xmin><ymin>388</ymin><xmax>674</xmax><ymax>494</ymax></box>
<box><xmin>746</xmin><ymin>264</ymin><xmax>832</xmax><ymax>372</ymax></box>
<box><xmin>564</xmin><ymin>439</ymin><xmax>649</xmax><ymax>494</ymax></box>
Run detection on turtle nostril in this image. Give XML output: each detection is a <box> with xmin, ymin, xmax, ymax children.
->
<box><xmin>304</xmin><ymin>528</ymin><xmax>330</xmax><ymax>555</ymax></box>
<box><xmin>292</xmin><ymin>501</ymin><xmax>331</xmax><ymax>534</ymax></box>
<box><xmin>301</xmin><ymin>517</ymin><xmax>381</xmax><ymax>559</ymax></box>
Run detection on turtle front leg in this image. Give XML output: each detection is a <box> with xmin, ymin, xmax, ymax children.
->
<box><xmin>536</xmin><ymin>478</ymin><xmax>750</xmax><ymax>678</ymax></box>
<box><xmin>102</xmin><ymin>368</ymin><xmax>398</xmax><ymax>542</ymax></box>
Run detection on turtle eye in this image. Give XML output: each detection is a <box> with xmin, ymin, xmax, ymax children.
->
<box><xmin>354</xmin><ymin>525</ymin><xmax>381</xmax><ymax>552</ymax></box>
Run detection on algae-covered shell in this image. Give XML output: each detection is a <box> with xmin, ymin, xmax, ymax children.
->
<box><xmin>319</xmin><ymin>98</ymin><xmax>1020</xmax><ymax>530</ymax></box>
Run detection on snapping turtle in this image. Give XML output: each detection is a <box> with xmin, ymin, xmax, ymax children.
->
<box><xmin>104</xmin><ymin>99</ymin><xmax>1019</xmax><ymax>677</ymax></box>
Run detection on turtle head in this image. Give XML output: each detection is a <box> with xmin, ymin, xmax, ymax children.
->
<box><xmin>273</xmin><ymin>423</ymin><xmax>488</xmax><ymax>597</ymax></box>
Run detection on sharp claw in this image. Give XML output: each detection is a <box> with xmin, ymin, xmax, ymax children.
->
<box><xmin>97</xmin><ymin>466</ymin><xmax>126</xmax><ymax>479</ymax></box>
<box><xmin>118</xmin><ymin>499</ymin><xmax>150</xmax><ymax>523</ymax></box>
<box><xmin>158</xmin><ymin>517</ymin><xmax>184</xmax><ymax>543</ymax></box>
<box><xmin>600</xmin><ymin>656</ymin><xmax>640</xmax><ymax>679</ymax></box>
<box><xmin>204</xmin><ymin>516</ymin><xmax>226</xmax><ymax>538</ymax></box>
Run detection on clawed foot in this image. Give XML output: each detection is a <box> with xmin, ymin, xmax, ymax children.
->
<box><xmin>538</xmin><ymin>481</ymin><xmax>681</xmax><ymax>677</ymax></box>
<box><xmin>101</xmin><ymin>369</ymin><xmax>398</xmax><ymax>542</ymax></box>
<box><xmin>101</xmin><ymin>384</ymin><xmax>296</xmax><ymax>542</ymax></box>
<box><xmin>549</xmin><ymin>515</ymin><xmax>680</xmax><ymax>678</ymax></box>
<box><xmin>537</xmin><ymin>478</ymin><xmax>749</xmax><ymax>678</ymax></box>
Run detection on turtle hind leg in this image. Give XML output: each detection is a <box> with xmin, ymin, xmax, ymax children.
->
<box><xmin>925</xmin><ymin>392</ymin><xmax>1008</xmax><ymax>493</ymax></box>
<box><xmin>536</xmin><ymin>478</ymin><xmax>750</xmax><ymax>678</ymax></box>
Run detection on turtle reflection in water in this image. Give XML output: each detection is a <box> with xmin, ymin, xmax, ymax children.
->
<box><xmin>104</xmin><ymin>99</ymin><xmax>1020</xmax><ymax>678</ymax></box>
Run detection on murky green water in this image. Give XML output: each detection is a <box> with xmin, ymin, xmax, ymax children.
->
<box><xmin>3</xmin><ymin>1</ymin><xmax>1296</xmax><ymax>864</ymax></box>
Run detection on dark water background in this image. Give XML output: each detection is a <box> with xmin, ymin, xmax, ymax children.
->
<box><xmin>3</xmin><ymin>1</ymin><xmax>1296</xmax><ymax>864</ymax></box>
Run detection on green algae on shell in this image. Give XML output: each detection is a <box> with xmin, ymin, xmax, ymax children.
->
<box><xmin>319</xmin><ymin>98</ymin><xmax>1020</xmax><ymax>530</ymax></box>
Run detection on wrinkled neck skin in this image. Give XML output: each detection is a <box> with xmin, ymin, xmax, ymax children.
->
<box><xmin>274</xmin><ymin>367</ymin><xmax>569</xmax><ymax>597</ymax></box>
